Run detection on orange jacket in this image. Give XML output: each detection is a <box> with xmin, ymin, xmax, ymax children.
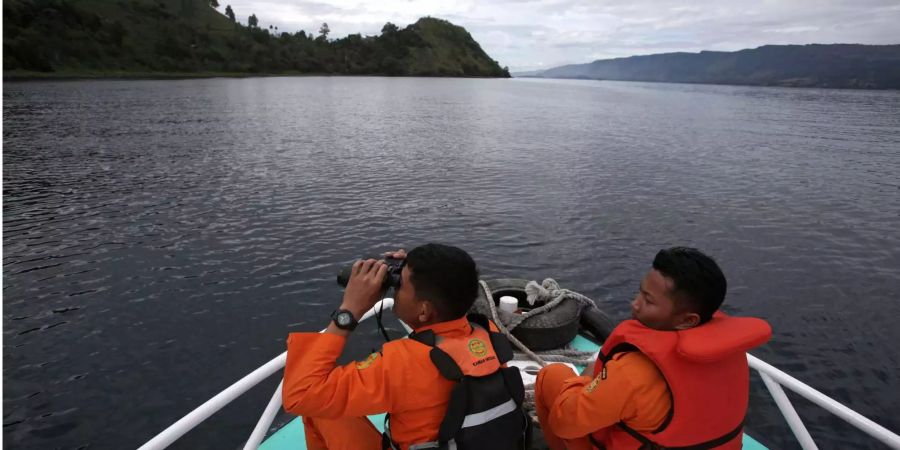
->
<box><xmin>592</xmin><ymin>313</ymin><xmax>771</xmax><ymax>449</ymax></box>
<box><xmin>282</xmin><ymin>316</ymin><xmax>488</xmax><ymax>450</ymax></box>
<box><xmin>535</xmin><ymin>350</ymin><xmax>672</xmax><ymax>442</ymax></box>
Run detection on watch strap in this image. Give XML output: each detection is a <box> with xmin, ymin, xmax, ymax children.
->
<box><xmin>330</xmin><ymin>308</ymin><xmax>359</xmax><ymax>331</ymax></box>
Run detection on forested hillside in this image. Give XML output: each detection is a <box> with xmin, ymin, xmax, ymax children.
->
<box><xmin>530</xmin><ymin>45</ymin><xmax>900</xmax><ymax>89</ymax></box>
<box><xmin>3</xmin><ymin>0</ymin><xmax>510</xmax><ymax>78</ymax></box>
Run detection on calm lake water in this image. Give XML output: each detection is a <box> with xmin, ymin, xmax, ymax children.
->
<box><xmin>3</xmin><ymin>77</ymin><xmax>900</xmax><ymax>449</ymax></box>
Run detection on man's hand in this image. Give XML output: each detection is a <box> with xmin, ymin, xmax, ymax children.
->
<box><xmin>580</xmin><ymin>359</ymin><xmax>596</xmax><ymax>376</ymax></box>
<box><xmin>339</xmin><ymin>259</ymin><xmax>389</xmax><ymax>320</ymax></box>
<box><xmin>383</xmin><ymin>248</ymin><xmax>406</xmax><ymax>260</ymax></box>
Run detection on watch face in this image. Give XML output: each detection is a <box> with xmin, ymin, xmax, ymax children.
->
<box><xmin>337</xmin><ymin>313</ymin><xmax>351</xmax><ymax>326</ymax></box>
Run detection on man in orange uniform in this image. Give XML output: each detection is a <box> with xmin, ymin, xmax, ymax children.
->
<box><xmin>282</xmin><ymin>243</ymin><xmax>509</xmax><ymax>450</ymax></box>
<box><xmin>535</xmin><ymin>247</ymin><xmax>771</xmax><ymax>449</ymax></box>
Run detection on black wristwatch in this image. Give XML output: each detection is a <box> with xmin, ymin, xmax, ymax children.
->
<box><xmin>330</xmin><ymin>308</ymin><xmax>358</xmax><ymax>331</ymax></box>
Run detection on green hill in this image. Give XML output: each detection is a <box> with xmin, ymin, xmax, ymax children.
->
<box><xmin>3</xmin><ymin>0</ymin><xmax>510</xmax><ymax>78</ymax></box>
<box><xmin>530</xmin><ymin>44</ymin><xmax>900</xmax><ymax>89</ymax></box>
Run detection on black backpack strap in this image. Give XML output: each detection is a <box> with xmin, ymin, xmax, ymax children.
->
<box><xmin>430</xmin><ymin>347</ymin><xmax>464</xmax><ymax>381</ymax></box>
<box><xmin>409</xmin><ymin>329</ymin><xmax>437</xmax><ymax>346</ymax></box>
<box><xmin>500</xmin><ymin>367</ymin><xmax>525</xmax><ymax>406</ymax></box>
<box><xmin>616</xmin><ymin>420</ymin><xmax>744</xmax><ymax>450</ymax></box>
<box><xmin>467</xmin><ymin>313</ymin><xmax>490</xmax><ymax>329</ymax></box>
<box><xmin>381</xmin><ymin>433</ymin><xmax>394</xmax><ymax>450</ymax></box>
<box><xmin>438</xmin><ymin>380</ymin><xmax>469</xmax><ymax>445</ymax></box>
<box><xmin>489</xmin><ymin>330</ymin><xmax>514</xmax><ymax>364</ymax></box>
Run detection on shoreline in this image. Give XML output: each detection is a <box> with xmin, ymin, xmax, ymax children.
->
<box><xmin>3</xmin><ymin>70</ymin><xmax>512</xmax><ymax>82</ymax></box>
<box><xmin>516</xmin><ymin>75</ymin><xmax>900</xmax><ymax>91</ymax></box>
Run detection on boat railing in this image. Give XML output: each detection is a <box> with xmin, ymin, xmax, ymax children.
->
<box><xmin>137</xmin><ymin>298</ymin><xmax>396</xmax><ymax>450</ymax></box>
<box><xmin>746</xmin><ymin>354</ymin><xmax>899</xmax><ymax>449</ymax></box>
<box><xmin>138</xmin><ymin>299</ymin><xmax>900</xmax><ymax>450</ymax></box>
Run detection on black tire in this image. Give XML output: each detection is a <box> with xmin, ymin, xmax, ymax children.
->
<box><xmin>579</xmin><ymin>306</ymin><xmax>616</xmax><ymax>344</ymax></box>
<box><xmin>472</xmin><ymin>278</ymin><xmax>584</xmax><ymax>351</ymax></box>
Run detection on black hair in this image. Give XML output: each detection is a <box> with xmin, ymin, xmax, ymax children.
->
<box><xmin>652</xmin><ymin>247</ymin><xmax>727</xmax><ymax>324</ymax></box>
<box><xmin>406</xmin><ymin>243</ymin><xmax>479</xmax><ymax>321</ymax></box>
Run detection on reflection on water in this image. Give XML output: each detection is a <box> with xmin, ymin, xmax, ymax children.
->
<box><xmin>4</xmin><ymin>77</ymin><xmax>900</xmax><ymax>449</ymax></box>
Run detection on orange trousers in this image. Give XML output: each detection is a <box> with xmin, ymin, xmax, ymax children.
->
<box><xmin>302</xmin><ymin>416</ymin><xmax>381</xmax><ymax>450</ymax></box>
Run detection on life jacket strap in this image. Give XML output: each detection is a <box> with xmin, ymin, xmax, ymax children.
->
<box><xmin>381</xmin><ymin>413</ymin><xmax>400</xmax><ymax>450</ymax></box>
<box><xmin>466</xmin><ymin>313</ymin><xmax>514</xmax><ymax>364</ymax></box>
<box><xmin>438</xmin><ymin>377</ymin><xmax>468</xmax><ymax>443</ymax></box>
<box><xmin>409</xmin><ymin>329</ymin><xmax>437</xmax><ymax>346</ymax></box>
<box><xmin>614</xmin><ymin>420</ymin><xmax>744</xmax><ymax>450</ymax></box>
<box><xmin>430</xmin><ymin>347</ymin><xmax>464</xmax><ymax>381</ymax></box>
<box><xmin>599</xmin><ymin>343</ymin><xmax>639</xmax><ymax>363</ymax></box>
<box><xmin>588</xmin><ymin>434</ymin><xmax>607</xmax><ymax>450</ymax></box>
<box><xmin>599</xmin><ymin>345</ymin><xmax>674</xmax><ymax>435</ymax></box>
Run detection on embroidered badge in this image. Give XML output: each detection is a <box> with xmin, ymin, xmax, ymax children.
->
<box><xmin>355</xmin><ymin>352</ymin><xmax>379</xmax><ymax>369</ymax></box>
<box><xmin>467</xmin><ymin>338</ymin><xmax>488</xmax><ymax>357</ymax></box>
<box><xmin>585</xmin><ymin>375</ymin><xmax>603</xmax><ymax>393</ymax></box>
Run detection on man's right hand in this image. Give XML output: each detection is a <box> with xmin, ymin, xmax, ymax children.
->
<box><xmin>580</xmin><ymin>359</ymin><xmax>596</xmax><ymax>376</ymax></box>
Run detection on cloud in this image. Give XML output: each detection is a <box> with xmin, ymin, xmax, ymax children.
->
<box><xmin>216</xmin><ymin>0</ymin><xmax>900</xmax><ymax>71</ymax></box>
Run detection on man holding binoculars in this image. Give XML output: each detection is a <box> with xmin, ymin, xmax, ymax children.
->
<box><xmin>281</xmin><ymin>243</ymin><xmax>526</xmax><ymax>450</ymax></box>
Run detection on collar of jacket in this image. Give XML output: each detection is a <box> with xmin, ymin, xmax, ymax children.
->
<box><xmin>413</xmin><ymin>316</ymin><xmax>471</xmax><ymax>336</ymax></box>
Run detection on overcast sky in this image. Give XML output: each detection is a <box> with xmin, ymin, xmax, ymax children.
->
<box><xmin>218</xmin><ymin>0</ymin><xmax>900</xmax><ymax>72</ymax></box>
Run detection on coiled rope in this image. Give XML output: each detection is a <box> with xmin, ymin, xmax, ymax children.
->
<box><xmin>480</xmin><ymin>279</ymin><xmax>599</xmax><ymax>421</ymax></box>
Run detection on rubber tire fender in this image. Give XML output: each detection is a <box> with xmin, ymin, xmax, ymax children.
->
<box><xmin>472</xmin><ymin>278</ymin><xmax>582</xmax><ymax>351</ymax></box>
<box><xmin>579</xmin><ymin>305</ymin><xmax>616</xmax><ymax>344</ymax></box>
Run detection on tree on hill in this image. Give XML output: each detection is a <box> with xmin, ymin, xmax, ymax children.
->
<box><xmin>209</xmin><ymin>0</ymin><xmax>219</xmax><ymax>8</ymax></box>
<box><xmin>248</xmin><ymin>14</ymin><xmax>258</xmax><ymax>28</ymax></box>
<box><xmin>382</xmin><ymin>22</ymin><xmax>398</xmax><ymax>35</ymax></box>
<box><xmin>224</xmin><ymin>5</ymin><xmax>235</xmax><ymax>21</ymax></box>
<box><xmin>318</xmin><ymin>23</ymin><xmax>330</xmax><ymax>41</ymax></box>
<box><xmin>179</xmin><ymin>0</ymin><xmax>195</xmax><ymax>17</ymax></box>
<box><xmin>108</xmin><ymin>20</ymin><xmax>127</xmax><ymax>48</ymax></box>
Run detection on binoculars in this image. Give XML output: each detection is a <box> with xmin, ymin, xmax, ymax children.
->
<box><xmin>336</xmin><ymin>257</ymin><xmax>405</xmax><ymax>290</ymax></box>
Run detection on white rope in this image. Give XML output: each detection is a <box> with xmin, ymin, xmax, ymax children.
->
<box><xmin>483</xmin><ymin>280</ymin><xmax>550</xmax><ymax>367</ymax></box>
<box><xmin>480</xmin><ymin>279</ymin><xmax>599</xmax><ymax>424</ymax></box>
<box><xmin>504</xmin><ymin>279</ymin><xmax>597</xmax><ymax>333</ymax></box>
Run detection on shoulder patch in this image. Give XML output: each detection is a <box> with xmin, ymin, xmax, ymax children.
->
<box><xmin>355</xmin><ymin>352</ymin><xmax>379</xmax><ymax>370</ymax></box>
<box><xmin>585</xmin><ymin>375</ymin><xmax>603</xmax><ymax>393</ymax></box>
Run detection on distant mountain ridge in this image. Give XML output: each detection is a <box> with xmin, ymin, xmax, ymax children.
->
<box><xmin>3</xmin><ymin>0</ymin><xmax>509</xmax><ymax>78</ymax></box>
<box><xmin>526</xmin><ymin>44</ymin><xmax>900</xmax><ymax>89</ymax></box>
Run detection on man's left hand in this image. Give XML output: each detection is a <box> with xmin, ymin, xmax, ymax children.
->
<box><xmin>339</xmin><ymin>258</ymin><xmax>388</xmax><ymax>320</ymax></box>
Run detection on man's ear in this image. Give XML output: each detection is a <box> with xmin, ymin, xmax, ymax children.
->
<box><xmin>418</xmin><ymin>300</ymin><xmax>437</xmax><ymax>323</ymax></box>
<box><xmin>675</xmin><ymin>312</ymin><xmax>701</xmax><ymax>330</ymax></box>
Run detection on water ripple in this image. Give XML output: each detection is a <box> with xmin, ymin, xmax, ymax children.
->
<box><xmin>4</xmin><ymin>77</ymin><xmax>900</xmax><ymax>449</ymax></box>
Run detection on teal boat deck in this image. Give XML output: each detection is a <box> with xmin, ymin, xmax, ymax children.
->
<box><xmin>260</xmin><ymin>335</ymin><xmax>767</xmax><ymax>450</ymax></box>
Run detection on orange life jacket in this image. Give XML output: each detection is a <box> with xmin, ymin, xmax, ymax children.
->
<box><xmin>386</xmin><ymin>314</ymin><xmax>528</xmax><ymax>450</ymax></box>
<box><xmin>591</xmin><ymin>312</ymin><xmax>771</xmax><ymax>449</ymax></box>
